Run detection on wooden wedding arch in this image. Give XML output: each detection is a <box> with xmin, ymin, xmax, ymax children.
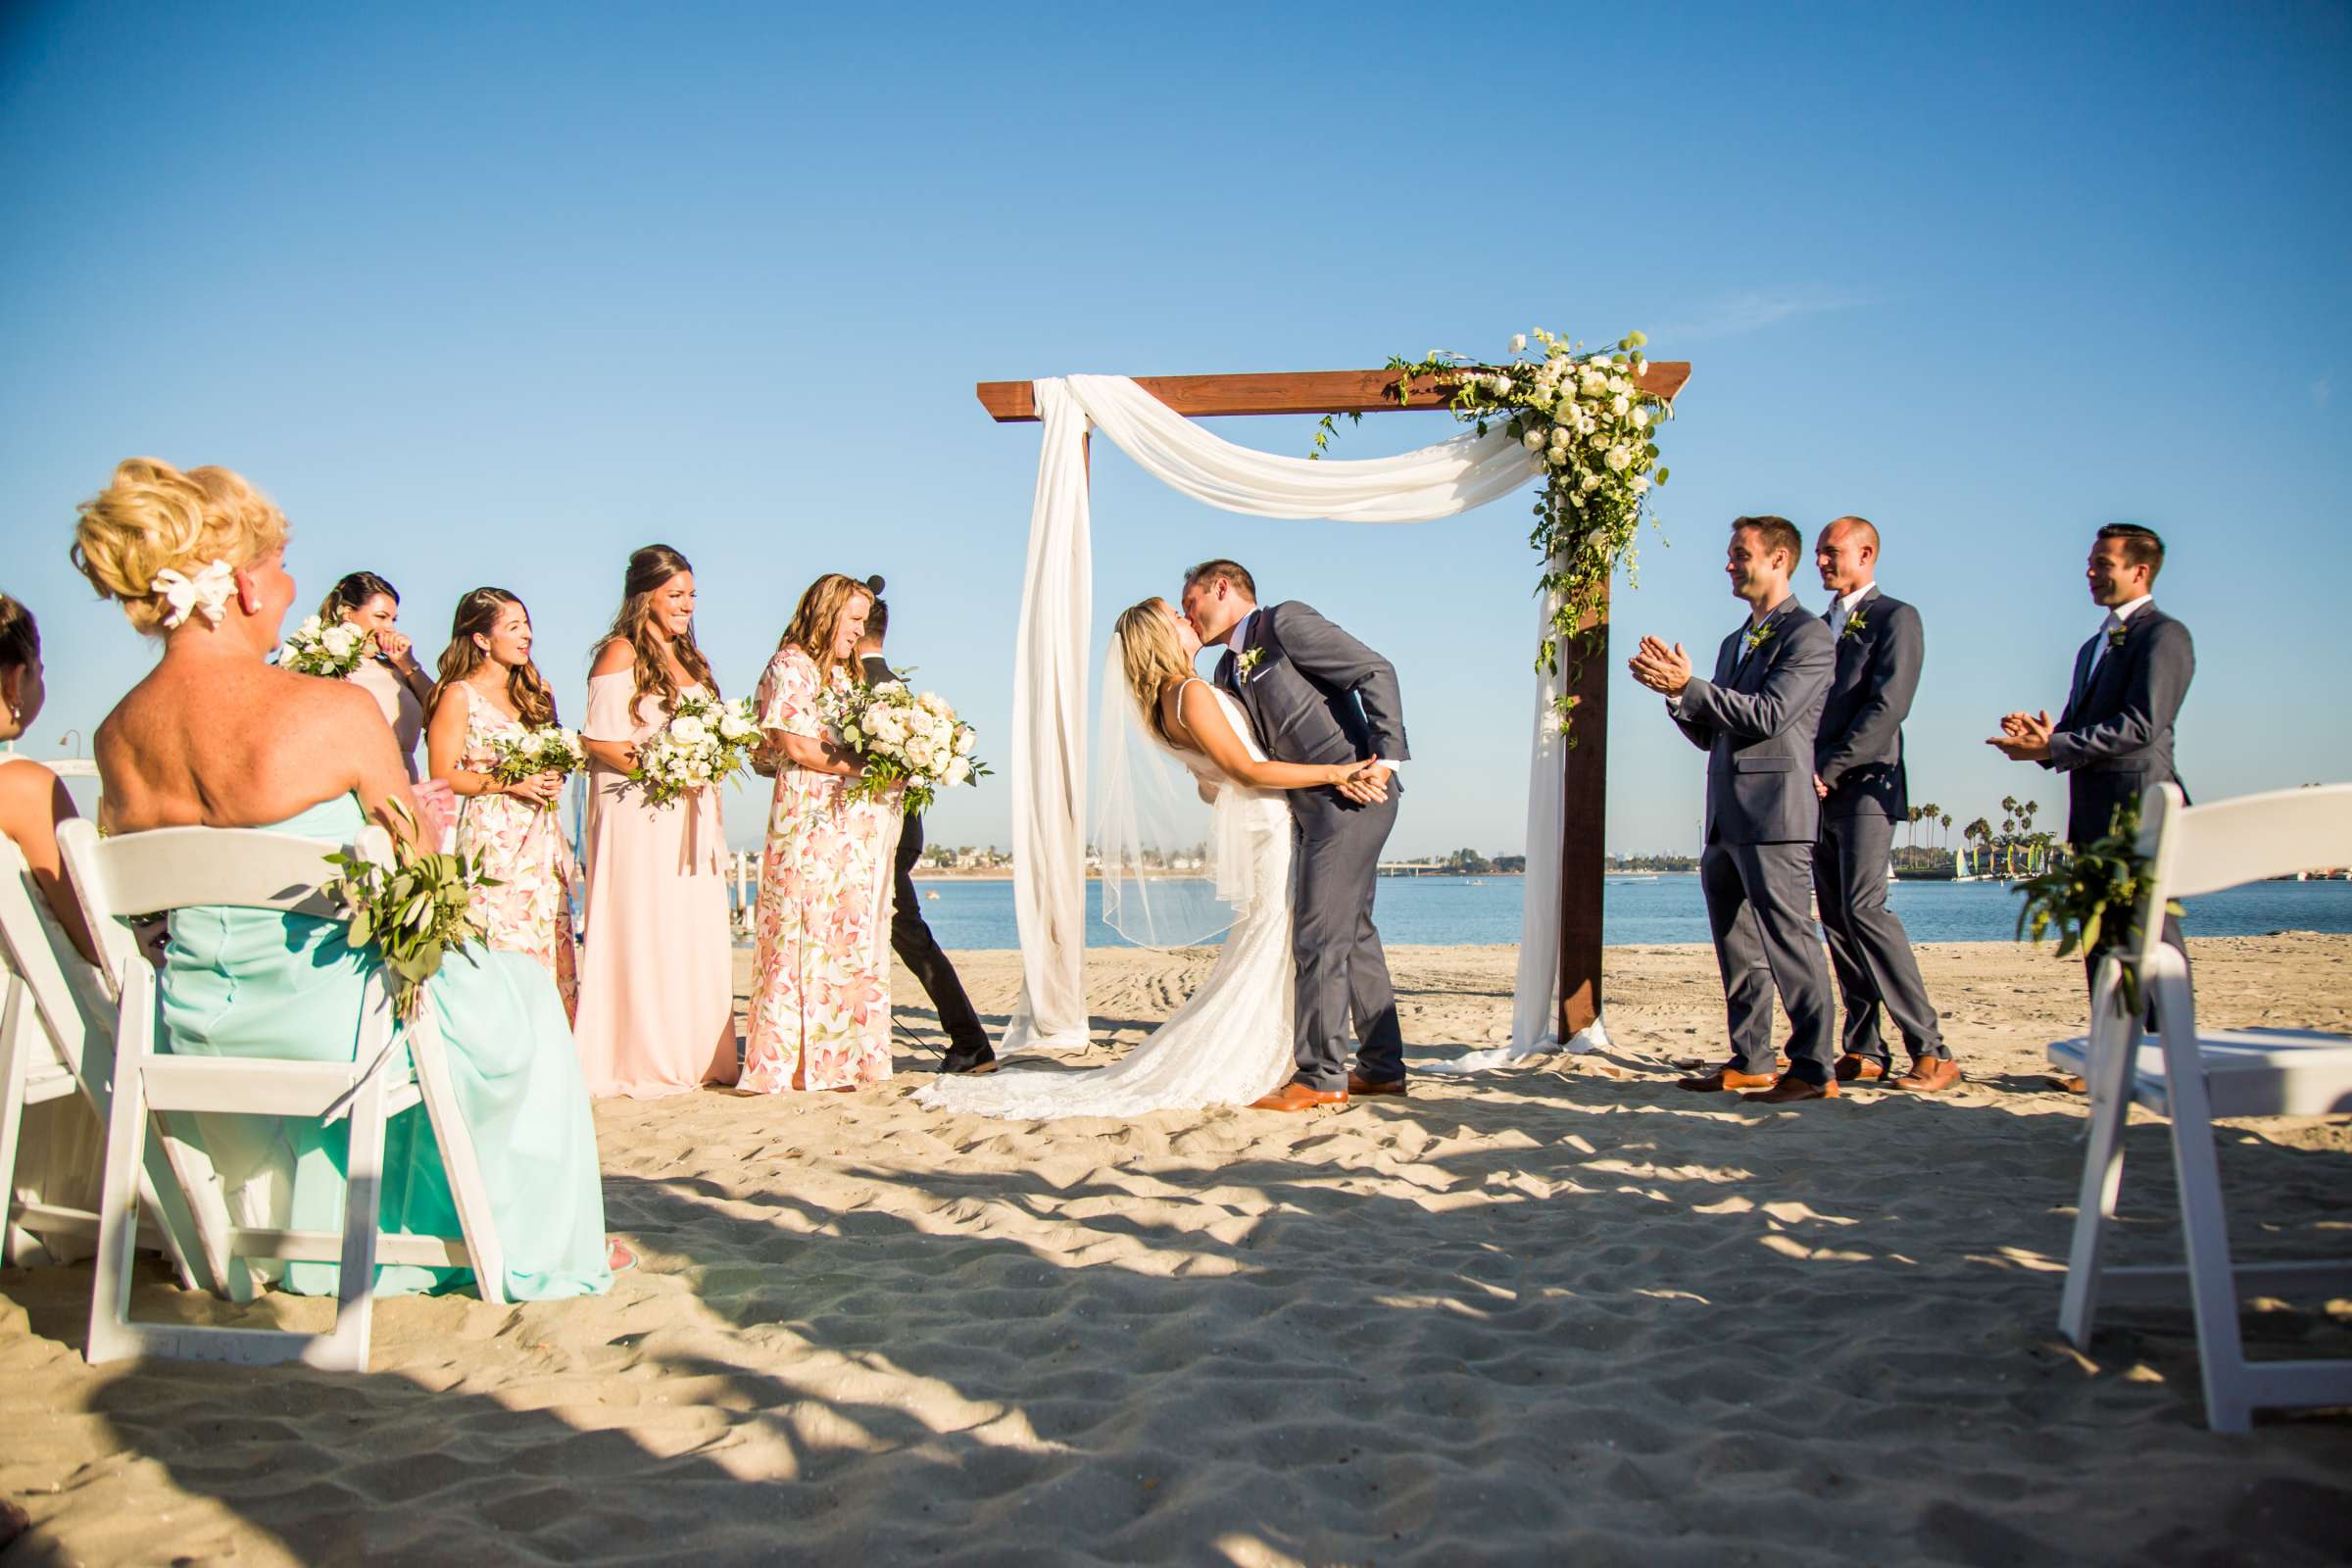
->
<box><xmin>976</xmin><ymin>361</ymin><xmax>1692</xmax><ymax>1042</ymax></box>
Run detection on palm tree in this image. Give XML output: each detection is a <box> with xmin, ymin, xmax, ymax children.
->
<box><xmin>1963</xmin><ymin>815</ymin><xmax>1992</xmax><ymax>876</ymax></box>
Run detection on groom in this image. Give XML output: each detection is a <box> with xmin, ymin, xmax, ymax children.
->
<box><xmin>1181</xmin><ymin>560</ymin><xmax>1409</xmax><ymax>1110</ymax></box>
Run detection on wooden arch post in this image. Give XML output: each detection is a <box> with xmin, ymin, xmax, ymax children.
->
<box><xmin>976</xmin><ymin>362</ymin><xmax>1690</xmax><ymax>1043</ymax></box>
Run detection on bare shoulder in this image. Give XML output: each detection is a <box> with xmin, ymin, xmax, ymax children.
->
<box><xmin>0</xmin><ymin>755</ymin><xmax>70</xmax><ymax>825</ymax></box>
<box><xmin>591</xmin><ymin>637</ymin><xmax>635</xmax><ymax>678</ymax></box>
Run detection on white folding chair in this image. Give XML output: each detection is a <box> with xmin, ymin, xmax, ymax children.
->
<box><xmin>2047</xmin><ymin>782</ymin><xmax>2352</xmax><ymax>1431</ymax></box>
<box><xmin>0</xmin><ymin>837</ymin><xmax>213</xmax><ymax>1283</ymax></box>
<box><xmin>58</xmin><ymin>817</ymin><xmax>509</xmax><ymax>1372</ymax></box>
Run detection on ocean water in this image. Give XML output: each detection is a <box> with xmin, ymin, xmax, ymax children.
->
<box><xmin>892</xmin><ymin>873</ymin><xmax>2352</xmax><ymax>951</ymax></box>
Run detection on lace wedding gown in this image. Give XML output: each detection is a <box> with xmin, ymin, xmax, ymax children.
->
<box><xmin>916</xmin><ymin>686</ymin><xmax>1294</xmax><ymax>1118</ymax></box>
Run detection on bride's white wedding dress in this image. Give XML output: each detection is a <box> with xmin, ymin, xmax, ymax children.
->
<box><xmin>915</xmin><ymin>684</ymin><xmax>1294</xmax><ymax>1119</ymax></box>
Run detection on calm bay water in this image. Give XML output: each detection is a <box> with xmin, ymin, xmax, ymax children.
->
<box><xmin>900</xmin><ymin>873</ymin><xmax>2352</xmax><ymax>951</ymax></box>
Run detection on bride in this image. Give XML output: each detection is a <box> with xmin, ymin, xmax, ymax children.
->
<box><xmin>917</xmin><ymin>597</ymin><xmax>1378</xmax><ymax>1120</ymax></box>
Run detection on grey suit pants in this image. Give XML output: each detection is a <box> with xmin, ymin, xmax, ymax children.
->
<box><xmin>1813</xmin><ymin>812</ymin><xmax>1946</xmax><ymax>1064</ymax></box>
<box><xmin>1290</xmin><ymin>788</ymin><xmax>1403</xmax><ymax>1090</ymax></box>
<box><xmin>1700</xmin><ymin>840</ymin><xmax>1837</xmax><ymax>1082</ymax></box>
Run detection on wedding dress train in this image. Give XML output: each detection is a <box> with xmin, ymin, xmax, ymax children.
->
<box><xmin>915</xmin><ymin>687</ymin><xmax>1293</xmax><ymax>1119</ymax></box>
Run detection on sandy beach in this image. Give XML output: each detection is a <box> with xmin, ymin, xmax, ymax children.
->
<box><xmin>4</xmin><ymin>935</ymin><xmax>2348</xmax><ymax>1566</ymax></box>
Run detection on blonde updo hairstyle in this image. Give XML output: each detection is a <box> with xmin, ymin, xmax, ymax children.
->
<box><xmin>71</xmin><ymin>458</ymin><xmax>289</xmax><ymax>635</ymax></box>
<box><xmin>1114</xmin><ymin>598</ymin><xmax>1193</xmax><ymax>748</ymax></box>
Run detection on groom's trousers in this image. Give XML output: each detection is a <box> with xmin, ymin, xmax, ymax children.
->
<box><xmin>1290</xmin><ymin>785</ymin><xmax>1404</xmax><ymax>1091</ymax></box>
<box><xmin>890</xmin><ymin>812</ymin><xmax>994</xmax><ymax>1072</ymax></box>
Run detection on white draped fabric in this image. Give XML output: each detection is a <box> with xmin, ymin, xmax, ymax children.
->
<box><xmin>1004</xmin><ymin>372</ymin><xmax>1601</xmax><ymax>1062</ymax></box>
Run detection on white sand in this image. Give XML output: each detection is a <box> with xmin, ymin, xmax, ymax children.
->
<box><xmin>4</xmin><ymin>936</ymin><xmax>2349</xmax><ymax>1565</ymax></box>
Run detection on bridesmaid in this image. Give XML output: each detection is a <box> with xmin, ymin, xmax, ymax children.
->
<box><xmin>320</xmin><ymin>571</ymin><xmax>434</xmax><ymax>781</ymax></box>
<box><xmin>423</xmin><ymin>587</ymin><xmax>581</xmax><ymax>1020</ymax></box>
<box><xmin>572</xmin><ymin>545</ymin><xmax>740</xmax><ymax>1097</ymax></box>
<box><xmin>741</xmin><ymin>573</ymin><xmax>901</xmax><ymax>1094</ymax></box>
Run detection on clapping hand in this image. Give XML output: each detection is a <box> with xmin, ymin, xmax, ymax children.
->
<box><xmin>1627</xmin><ymin>635</ymin><xmax>1691</xmax><ymax>696</ymax></box>
<box><xmin>1986</xmin><ymin>710</ymin><xmax>2054</xmax><ymax>762</ymax></box>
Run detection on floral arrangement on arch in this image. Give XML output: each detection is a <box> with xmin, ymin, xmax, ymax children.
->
<box><xmin>1317</xmin><ymin>328</ymin><xmax>1673</xmax><ymax>740</ymax></box>
<box><xmin>279</xmin><ymin>614</ymin><xmax>373</xmax><ymax>678</ymax></box>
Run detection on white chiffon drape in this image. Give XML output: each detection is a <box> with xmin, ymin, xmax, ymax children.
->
<box><xmin>1004</xmin><ymin>372</ymin><xmax>1600</xmax><ymax>1065</ymax></box>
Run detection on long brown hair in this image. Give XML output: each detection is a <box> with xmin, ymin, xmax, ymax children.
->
<box><xmin>595</xmin><ymin>544</ymin><xmax>716</xmax><ymax>714</ymax></box>
<box><xmin>0</xmin><ymin>594</ymin><xmax>38</xmax><ymax>680</ymax></box>
<box><xmin>776</xmin><ymin>573</ymin><xmax>873</xmax><ymax>690</ymax></box>
<box><xmin>428</xmin><ymin>587</ymin><xmax>557</xmax><ymax>728</ymax></box>
<box><xmin>1114</xmin><ymin>598</ymin><xmax>1192</xmax><ymax>748</ymax></box>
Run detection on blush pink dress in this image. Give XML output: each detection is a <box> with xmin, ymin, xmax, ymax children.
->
<box><xmin>571</xmin><ymin>666</ymin><xmax>740</xmax><ymax>1098</ymax></box>
<box><xmin>739</xmin><ymin>648</ymin><xmax>902</xmax><ymax>1094</ymax></box>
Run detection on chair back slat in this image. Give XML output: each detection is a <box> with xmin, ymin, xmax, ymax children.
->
<box><xmin>2143</xmin><ymin>783</ymin><xmax>2352</xmax><ymax>904</ymax></box>
<box><xmin>57</xmin><ymin>820</ymin><xmax>389</xmax><ymax>927</ymax></box>
<box><xmin>0</xmin><ymin>838</ymin><xmax>92</xmax><ymax>1075</ymax></box>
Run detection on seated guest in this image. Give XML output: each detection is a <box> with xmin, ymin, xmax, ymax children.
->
<box><xmin>319</xmin><ymin>570</ymin><xmax>434</xmax><ymax>781</ymax></box>
<box><xmin>72</xmin><ymin>457</ymin><xmax>620</xmax><ymax>1297</ymax></box>
<box><xmin>424</xmin><ymin>587</ymin><xmax>581</xmax><ymax>1019</ymax></box>
<box><xmin>0</xmin><ymin>593</ymin><xmax>110</xmax><ymax>1255</ymax></box>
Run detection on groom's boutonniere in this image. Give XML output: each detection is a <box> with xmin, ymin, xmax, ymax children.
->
<box><xmin>1840</xmin><ymin>609</ymin><xmax>1869</xmax><ymax>641</ymax></box>
<box><xmin>1236</xmin><ymin>647</ymin><xmax>1265</xmax><ymax>682</ymax></box>
<box><xmin>2105</xmin><ymin>623</ymin><xmax>2129</xmax><ymax>652</ymax></box>
<box><xmin>1741</xmin><ymin>621</ymin><xmax>1776</xmax><ymax>656</ymax></box>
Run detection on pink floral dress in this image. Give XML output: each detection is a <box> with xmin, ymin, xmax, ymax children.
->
<box><xmin>453</xmin><ymin>686</ymin><xmax>580</xmax><ymax>1022</ymax></box>
<box><xmin>740</xmin><ymin>647</ymin><xmax>902</xmax><ymax>1093</ymax></box>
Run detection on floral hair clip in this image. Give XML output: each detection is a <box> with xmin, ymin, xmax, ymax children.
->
<box><xmin>153</xmin><ymin>560</ymin><xmax>237</xmax><ymax>629</ymax></box>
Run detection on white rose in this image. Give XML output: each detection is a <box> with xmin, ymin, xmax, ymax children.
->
<box><xmin>1580</xmin><ymin>370</ymin><xmax>1608</xmax><ymax>397</ymax></box>
<box><xmin>1608</xmin><ymin>375</ymin><xmax>1630</xmax><ymax>395</ymax></box>
<box><xmin>1631</xmin><ymin>476</ymin><xmax>1652</xmax><ymax>495</ymax></box>
<box><xmin>1491</xmin><ymin>374</ymin><xmax>1512</xmax><ymax>395</ymax></box>
<box><xmin>919</xmin><ymin>692</ymin><xmax>951</xmax><ymax>717</ymax></box>
<box><xmin>1605</xmin><ymin>445</ymin><xmax>1633</xmax><ymax>472</ymax></box>
<box><xmin>877</xmin><ymin>681</ymin><xmax>908</xmax><ymax>698</ymax></box>
<box><xmin>946</xmin><ymin>758</ymin><xmax>972</xmax><ymax>787</ymax></box>
<box><xmin>1510</xmin><ymin>333</ymin><xmax>1527</xmax><ymax>353</ymax></box>
<box><xmin>1580</xmin><ymin>473</ymin><xmax>1602</xmax><ymax>492</ymax></box>
<box><xmin>954</xmin><ymin>726</ymin><xmax>975</xmax><ymax>756</ymax></box>
<box><xmin>906</xmin><ymin>737</ymin><xmax>936</xmax><ymax>770</ymax></box>
<box><xmin>1589</xmin><ymin>430</ymin><xmax>1610</xmax><ymax>450</ymax></box>
<box><xmin>1521</xmin><ymin>428</ymin><xmax>1543</xmax><ymax>451</ymax></box>
<box><xmin>669</xmin><ymin>714</ymin><xmax>709</xmax><ymax>746</ymax></box>
<box><xmin>1632</xmin><ymin>407</ymin><xmax>1650</xmax><ymax>429</ymax></box>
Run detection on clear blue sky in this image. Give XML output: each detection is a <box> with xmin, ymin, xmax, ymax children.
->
<box><xmin>4</xmin><ymin>1</ymin><xmax>2345</xmax><ymax>857</ymax></box>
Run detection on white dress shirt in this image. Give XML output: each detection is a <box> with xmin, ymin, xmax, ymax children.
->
<box><xmin>2082</xmin><ymin>594</ymin><xmax>2152</xmax><ymax>688</ymax></box>
<box><xmin>1827</xmin><ymin>581</ymin><xmax>1879</xmax><ymax>639</ymax></box>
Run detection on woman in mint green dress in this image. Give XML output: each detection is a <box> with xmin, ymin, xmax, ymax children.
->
<box><xmin>74</xmin><ymin>456</ymin><xmax>618</xmax><ymax>1299</ymax></box>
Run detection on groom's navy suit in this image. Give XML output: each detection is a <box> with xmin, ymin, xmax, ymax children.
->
<box><xmin>1670</xmin><ymin>596</ymin><xmax>1839</xmax><ymax>1083</ymax></box>
<box><xmin>1216</xmin><ymin>601</ymin><xmax>1408</xmax><ymax>1092</ymax></box>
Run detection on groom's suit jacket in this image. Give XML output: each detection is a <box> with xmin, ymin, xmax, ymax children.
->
<box><xmin>2041</xmin><ymin>602</ymin><xmax>2194</xmax><ymax>846</ymax></box>
<box><xmin>1213</xmin><ymin>601</ymin><xmax>1408</xmax><ymax>789</ymax></box>
<box><xmin>1671</xmin><ymin>597</ymin><xmax>1836</xmax><ymax>845</ymax></box>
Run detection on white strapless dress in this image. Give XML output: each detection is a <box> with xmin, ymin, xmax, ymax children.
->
<box><xmin>915</xmin><ymin>688</ymin><xmax>1295</xmax><ymax>1119</ymax></box>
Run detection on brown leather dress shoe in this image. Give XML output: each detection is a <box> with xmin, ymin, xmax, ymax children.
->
<box><xmin>1676</xmin><ymin>1065</ymin><xmax>1779</xmax><ymax>1093</ymax></box>
<box><xmin>1347</xmin><ymin>1071</ymin><xmax>1407</xmax><ymax>1097</ymax></box>
<box><xmin>1834</xmin><ymin>1055</ymin><xmax>1886</xmax><ymax>1083</ymax></box>
<box><xmin>1250</xmin><ymin>1082</ymin><xmax>1349</xmax><ymax>1112</ymax></box>
<box><xmin>1888</xmin><ymin>1056</ymin><xmax>1963</xmax><ymax>1093</ymax></box>
<box><xmin>1740</xmin><ymin>1073</ymin><xmax>1840</xmax><ymax>1103</ymax></box>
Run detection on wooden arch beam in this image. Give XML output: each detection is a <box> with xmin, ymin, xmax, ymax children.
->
<box><xmin>976</xmin><ymin>364</ymin><xmax>1690</xmax><ymax>422</ymax></box>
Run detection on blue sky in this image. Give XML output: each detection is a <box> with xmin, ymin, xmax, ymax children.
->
<box><xmin>3</xmin><ymin>1</ymin><xmax>2345</xmax><ymax>857</ymax></box>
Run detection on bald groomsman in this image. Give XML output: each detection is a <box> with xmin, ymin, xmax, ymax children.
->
<box><xmin>1810</xmin><ymin>516</ymin><xmax>1958</xmax><ymax>1092</ymax></box>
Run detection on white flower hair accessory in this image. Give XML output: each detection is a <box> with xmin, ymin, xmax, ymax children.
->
<box><xmin>152</xmin><ymin>560</ymin><xmax>237</xmax><ymax>629</ymax></box>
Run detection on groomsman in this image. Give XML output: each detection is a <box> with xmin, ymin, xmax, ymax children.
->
<box><xmin>1809</xmin><ymin>516</ymin><xmax>1959</xmax><ymax>1092</ymax></box>
<box><xmin>858</xmin><ymin>580</ymin><xmax>998</xmax><ymax>1076</ymax></box>
<box><xmin>1988</xmin><ymin>524</ymin><xmax>2195</xmax><ymax>1001</ymax></box>
<box><xmin>1630</xmin><ymin>515</ymin><xmax>1840</xmax><ymax>1104</ymax></box>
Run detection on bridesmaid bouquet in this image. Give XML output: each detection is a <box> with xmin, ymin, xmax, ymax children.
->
<box><xmin>279</xmin><ymin>614</ymin><xmax>372</xmax><ymax>678</ymax></box>
<box><xmin>819</xmin><ymin>680</ymin><xmax>987</xmax><ymax>814</ymax></box>
<box><xmin>487</xmin><ymin>726</ymin><xmax>587</xmax><ymax>812</ymax></box>
<box><xmin>629</xmin><ymin>694</ymin><xmax>761</xmax><ymax>808</ymax></box>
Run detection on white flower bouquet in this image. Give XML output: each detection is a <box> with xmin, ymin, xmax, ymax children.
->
<box><xmin>818</xmin><ymin>679</ymin><xmax>987</xmax><ymax>815</ymax></box>
<box><xmin>279</xmin><ymin>614</ymin><xmax>373</xmax><ymax>678</ymax></box>
<box><xmin>628</xmin><ymin>694</ymin><xmax>761</xmax><ymax>809</ymax></box>
<box><xmin>486</xmin><ymin>725</ymin><xmax>587</xmax><ymax>813</ymax></box>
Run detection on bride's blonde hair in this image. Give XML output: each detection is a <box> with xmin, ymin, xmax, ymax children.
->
<box><xmin>71</xmin><ymin>458</ymin><xmax>289</xmax><ymax>635</ymax></box>
<box><xmin>1113</xmin><ymin>598</ymin><xmax>1192</xmax><ymax>748</ymax></box>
